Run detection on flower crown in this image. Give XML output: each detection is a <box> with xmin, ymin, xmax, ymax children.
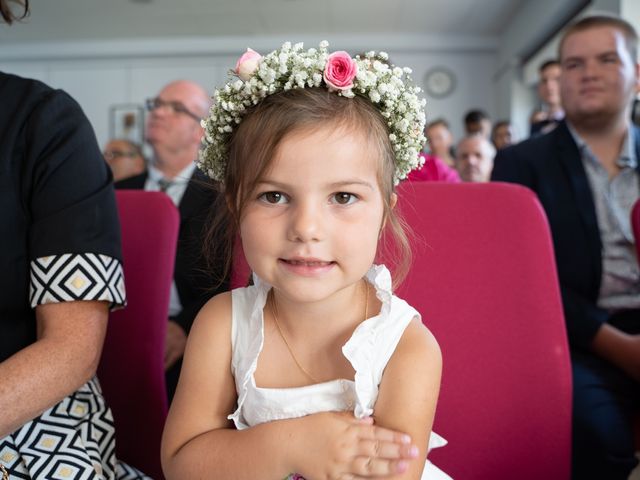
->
<box><xmin>198</xmin><ymin>41</ymin><xmax>427</xmax><ymax>184</ymax></box>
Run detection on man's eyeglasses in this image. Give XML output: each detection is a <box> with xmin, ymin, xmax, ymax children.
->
<box><xmin>145</xmin><ymin>97</ymin><xmax>201</xmax><ymax>122</ymax></box>
<box><xmin>103</xmin><ymin>150</ymin><xmax>138</xmax><ymax>161</ymax></box>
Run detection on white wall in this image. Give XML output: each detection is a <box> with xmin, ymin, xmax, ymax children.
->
<box><xmin>620</xmin><ymin>0</ymin><xmax>640</xmax><ymax>33</ymax></box>
<box><xmin>0</xmin><ymin>35</ymin><xmax>497</xmax><ymax>148</ymax></box>
<box><xmin>393</xmin><ymin>50</ymin><xmax>497</xmax><ymax>140</ymax></box>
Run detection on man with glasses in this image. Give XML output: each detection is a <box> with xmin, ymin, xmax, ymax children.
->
<box><xmin>116</xmin><ymin>80</ymin><xmax>229</xmax><ymax>403</ymax></box>
<box><xmin>103</xmin><ymin>138</ymin><xmax>146</xmax><ymax>182</ymax></box>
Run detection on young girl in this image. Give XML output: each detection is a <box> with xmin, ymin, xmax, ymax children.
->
<box><xmin>161</xmin><ymin>42</ymin><xmax>449</xmax><ymax>480</ymax></box>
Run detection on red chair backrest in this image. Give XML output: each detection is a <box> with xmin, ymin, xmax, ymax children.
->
<box><xmin>98</xmin><ymin>190</ymin><xmax>179</xmax><ymax>480</ymax></box>
<box><xmin>231</xmin><ymin>234</ymin><xmax>251</xmax><ymax>289</ymax></box>
<box><xmin>384</xmin><ymin>182</ymin><xmax>572</xmax><ymax>479</ymax></box>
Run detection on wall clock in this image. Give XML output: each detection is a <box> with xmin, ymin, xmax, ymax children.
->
<box><xmin>424</xmin><ymin>67</ymin><xmax>456</xmax><ymax>99</ymax></box>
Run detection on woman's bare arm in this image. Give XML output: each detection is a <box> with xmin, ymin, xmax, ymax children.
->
<box><xmin>0</xmin><ymin>300</ymin><xmax>108</xmax><ymax>437</ymax></box>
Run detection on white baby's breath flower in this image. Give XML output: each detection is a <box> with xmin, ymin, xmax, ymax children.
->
<box><xmin>396</xmin><ymin>119</ymin><xmax>409</xmax><ymax>133</ymax></box>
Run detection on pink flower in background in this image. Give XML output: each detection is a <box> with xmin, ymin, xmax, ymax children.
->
<box><xmin>323</xmin><ymin>51</ymin><xmax>358</xmax><ymax>90</ymax></box>
<box><xmin>235</xmin><ymin>48</ymin><xmax>262</xmax><ymax>81</ymax></box>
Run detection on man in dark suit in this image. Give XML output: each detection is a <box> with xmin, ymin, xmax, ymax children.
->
<box><xmin>116</xmin><ymin>80</ymin><xmax>229</xmax><ymax>402</ymax></box>
<box><xmin>492</xmin><ymin>14</ymin><xmax>640</xmax><ymax>480</ymax></box>
<box><xmin>529</xmin><ymin>59</ymin><xmax>564</xmax><ymax>137</ymax></box>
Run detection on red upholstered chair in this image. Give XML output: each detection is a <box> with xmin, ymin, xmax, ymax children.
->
<box><xmin>382</xmin><ymin>182</ymin><xmax>572</xmax><ymax>479</ymax></box>
<box><xmin>231</xmin><ymin>235</ymin><xmax>251</xmax><ymax>289</ymax></box>
<box><xmin>98</xmin><ymin>190</ymin><xmax>179</xmax><ymax>480</ymax></box>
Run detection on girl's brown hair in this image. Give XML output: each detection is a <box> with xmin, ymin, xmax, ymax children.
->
<box><xmin>204</xmin><ymin>87</ymin><xmax>412</xmax><ymax>287</ymax></box>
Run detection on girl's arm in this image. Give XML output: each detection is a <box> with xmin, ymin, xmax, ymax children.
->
<box><xmin>161</xmin><ymin>293</ymin><xmax>421</xmax><ymax>479</ymax></box>
<box><xmin>372</xmin><ymin>317</ymin><xmax>443</xmax><ymax>480</ymax></box>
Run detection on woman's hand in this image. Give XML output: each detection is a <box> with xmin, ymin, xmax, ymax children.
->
<box><xmin>291</xmin><ymin>412</ymin><xmax>419</xmax><ymax>479</ymax></box>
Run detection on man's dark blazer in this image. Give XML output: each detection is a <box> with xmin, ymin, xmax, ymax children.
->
<box><xmin>115</xmin><ymin>168</ymin><xmax>229</xmax><ymax>335</ymax></box>
<box><xmin>491</xmin><ymin>120</ymin><xmax>640</xmax><ymax>349</ymax></box>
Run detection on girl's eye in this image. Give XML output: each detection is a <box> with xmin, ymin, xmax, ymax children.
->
<box><xmin>332</xmin><ymin>192</ymin><xmax>357</xmax><ymax>205</ymax></box>
<box><xmin>259</xmin><ymin>191</ymin><xmax>288</xmax><ymax>204</ymax></box>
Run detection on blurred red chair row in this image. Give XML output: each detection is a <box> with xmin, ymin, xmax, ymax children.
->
<box><xmin>98</xmin><ymin>190</ymin><xmax>179</xmax><ymax>480</ymax></box>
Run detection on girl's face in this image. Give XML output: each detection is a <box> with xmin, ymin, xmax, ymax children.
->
<box><xmin>240</xmin><ymin>125</ymin><xmax>387</xmax><ymax>305</ymax></box>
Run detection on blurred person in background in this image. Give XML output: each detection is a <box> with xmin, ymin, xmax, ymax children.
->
<box><xmin>491</xmin><ymin>120</ymin><xmax>518</xmax><ymax>150</ymax></box>
<box><xmin>408</xmin><ymin>152</ymin><xmax>461</xmax><ymax>183</ymax></box>
<box><xmin>455</xmin><ymin>134</ymin><xmax>496</xmax><ymax>182</ymax></box>
<box><xmin>463</xmin><ymin>109</ymin><xmax>492</xmax><ymax>139</ymax></box>
<box><xmin>103</xmin><ymin>138</ymin><xmax>146</xmax><ymax>182</ymax></box>
<box><xmin>529</xmin><ymin>59</ymin><xmax>564</xmax><ymax>136</ymax></box>
<box><xmin>425</xmin><ymin>118</ymin><xmax>456</xmax><ymax>166</ymax></box>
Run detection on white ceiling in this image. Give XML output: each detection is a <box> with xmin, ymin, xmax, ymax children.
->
<box><xmin>0</xmin><ymin>0</ymin><xmax>528</xmax><ymax>44</ymax></box>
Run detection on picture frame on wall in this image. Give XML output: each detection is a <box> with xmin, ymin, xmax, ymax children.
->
<box><xmin>109</xmin><ymin>103</ymin><xmax>145</xmax><ymax>145</ymax></box>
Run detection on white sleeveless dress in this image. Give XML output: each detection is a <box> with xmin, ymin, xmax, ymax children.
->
<box><xmin>228</xmin><ymin>264</ymin><xmax>451</xmax><ymax>479</ymax></box>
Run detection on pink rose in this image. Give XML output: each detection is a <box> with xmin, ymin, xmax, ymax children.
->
<box><xmin>323</xmin><ymin>51</ymin><xmax>358</xmax><ymax>91</ymax></box>
<box><xmin>235</xmin><ymin>48</ymin><xmax>262</xmax><ymax>81</ymax></box>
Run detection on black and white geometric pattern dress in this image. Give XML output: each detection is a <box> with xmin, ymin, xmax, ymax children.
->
<box><xmin>0</xmin><ymin>253</ymin><xmax>148</xmax><ymax>479</ymax></box>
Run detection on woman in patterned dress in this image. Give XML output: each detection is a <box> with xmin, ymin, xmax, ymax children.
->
<box><xmin>0</xmin><ymin>2</ymin><xmax>148</xmax><ymax>478</ymax></box>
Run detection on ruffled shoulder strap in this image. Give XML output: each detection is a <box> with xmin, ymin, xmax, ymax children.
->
<box><xmin>342</xmin><ymin>264</ymin><xmax>420</xmax><ymax>418</ymax></box>
<box><xmin>228</xmin><ymin>274</ymin><xmax>272</xmax><ymax>428</ymax></box>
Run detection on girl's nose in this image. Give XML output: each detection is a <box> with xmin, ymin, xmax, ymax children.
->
<box><xmin>288</xmin><ymin>201</ymin><xmax>324</xmax><ymax>243</ymax></box>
